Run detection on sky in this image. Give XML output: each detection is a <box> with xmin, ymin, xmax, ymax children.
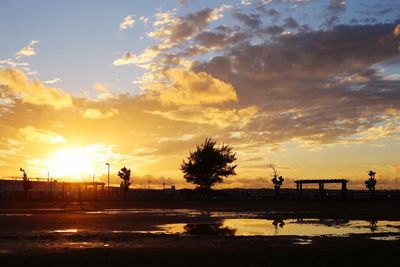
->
<box><xmin>0</xmin><ymin>0</ymin><xmax>400</xmax><ymax>189</ymax></box>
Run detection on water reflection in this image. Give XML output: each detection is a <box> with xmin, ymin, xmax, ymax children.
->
<box><xmin>369</xmin><ymin>220</ymin><xmax>378</xmax><ymax>232</ymax></box>
<box><xmin>222</xmin><ymin>219</ymin><xmax>400</xmax><ymax>236</ymax></box>
<box><xmin>159</xmin><ymin>218</ymin><xmax>400</xmax><ymax>237</ymax></box>
<box><xmin>183</xmin><ymin>223</ymin><xmax>236</xmax><ymax>236</ymax></box>
<box><xmin>369</xmin><ymin>235</ymin><xmax>400</xmax><ymax>241</ymax></box>
<box><xmin>295</xmin><ymin>218</ymin><xmax>349</xmax><ymax>227</ymax></box>
<box><xmin>272</xmin><ymin>219</ymin><xmax>285</xmax><ymax>235</ymax></box>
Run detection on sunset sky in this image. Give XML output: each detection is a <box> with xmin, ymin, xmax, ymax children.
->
<box><xmin>1</xmin><ymin>0</ymin><xmax>399</xmax><ymax>189</ymax></box>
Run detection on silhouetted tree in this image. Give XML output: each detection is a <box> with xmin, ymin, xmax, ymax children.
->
<box><xmin>20</xmin><ymin>168</ymin><xmax>32</xmax><ymax>199</ymax></box>
<box><xmin>118</xmin><ymin>167</ymin><xmax>131</xmax><ymax>199</ymax></box>
<box><xmin>180</xmin><ymin>138</ymin><xmax>237</xmax><ymax>191</ymax></box>
<box><xmin>267</xmin><ymin>164</ymin><xmax>284</xmax><ymax>197</ymax></box>
<box><xmin>365</xmin><ymin>170</ymin><xmax>377</xmax><ymax>196</ymax></box>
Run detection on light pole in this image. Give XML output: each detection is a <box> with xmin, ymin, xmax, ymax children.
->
<box><xmin>105</xmin><ymin>163</ymin><xmax>110</xmax><ymax>191</ymax></box>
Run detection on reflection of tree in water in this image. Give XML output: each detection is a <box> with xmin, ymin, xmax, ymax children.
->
<box><xmin>369</xmin><ymin>220</ymin><xmax>378</xmax><ymax>232</ymax></box>
<box><xmin>183</xmin><ymin>223</ymin><xmax>236</xmax><ymax>236</ymax></box>
<box><xmin>272</xmin><ymin>219</ymin><xmax>285</xmax><ymax>235</ymax></box>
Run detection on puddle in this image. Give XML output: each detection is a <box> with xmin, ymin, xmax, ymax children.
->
<box><xmin>159</xmin><ymin>219</ymin><xmax>400</xmax><ymax>237</ymax></box>
<box><xmin>293</xmin><ymin>238</ymin><xmax>313</xmax><ymax>245</ymax></box>
<box><xmin>51</xmin><ymin>229</ymin><xmax>79</xmax><ymax>233</ymax></box>
<box><xmin>1</xmin><ymin>208</ymin><xmax>399</xmax><ymax>238</ymax></box>
<box><xmin>84</xmin><ymin>209</ymin><xmax>204</xmax><ymax>216</ymax></box>
<box><xmin>369</xmin><ymin>236</ymin><xmax>400</xmax><ymax>241</ymax></box>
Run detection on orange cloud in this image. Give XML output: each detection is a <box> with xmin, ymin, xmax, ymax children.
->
<box><xmin>393</xmin><ymin>24</ymin><xmax>400</xmax><ymax>37</ymax></box>
<box><xmin>148</xmin><ymin>105</ymin><xmax>259</xmax><ymax>128</ymax></box>
<box><xmin>0</xmin><ymin>68</ymin><xmax>73</xmax><ymax>109</ymax></box>
<box><xmin>18</xmin><ymin>126</ymin><xmax>66</xmax><ymax>144</ymax></box>
<box><xmin>147</xmin><ymin>68</ymin><xmax>238</xmax><ymax>105</ymax></box>
<box><xmin>82</xmin><ymin>108</ymin><xmax>119</xmax><ymax>119</ymax></box>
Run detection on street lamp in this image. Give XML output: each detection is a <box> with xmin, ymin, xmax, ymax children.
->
<box><xmin>105</xmin><ymin>163</ymin><xmax>110</xmax><ymax>191</ymax></box>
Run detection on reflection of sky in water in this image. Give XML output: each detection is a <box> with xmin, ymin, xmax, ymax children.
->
<box><xmin>160</xmin><ymin>219</ymin><xmax>400</xmax><ymax>237</ymax></box>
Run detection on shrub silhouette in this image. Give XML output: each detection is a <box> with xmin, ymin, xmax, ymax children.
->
<box><xmin>267</xmin><ymin>164</ymin><xmax>284</xmax><ymax>196</ymax></box>
<box><xmin>181</xmin><ymin>138</ymin><xmax>237</xmax><ymax>191</ymax></box>
<box><xmin>365</xmin><ymin>170</ymin><xmax>377</xmax><ymax>195</ymax></box>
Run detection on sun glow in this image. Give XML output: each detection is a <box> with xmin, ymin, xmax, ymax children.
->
<box><xmin>48</xmin><ymin>147</ymin><xmax>102</xmax><ymax>179</ymax></box>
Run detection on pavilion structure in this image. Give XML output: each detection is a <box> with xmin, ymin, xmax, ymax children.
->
<box><xmin>295</xmin><ymin>179</ymin><xmax>348</xmax><ymax>199</ymax></box>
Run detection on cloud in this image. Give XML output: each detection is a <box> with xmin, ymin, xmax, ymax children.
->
<box><xmin>44</xmin><ymin>78</ymin><xmax>60</xmax><ymax>84</ymax></box>
<box><xmin>82</xmin><ymin>108</ymin><xmax>119</xmax><ymax>119</ymax></box>
<box><xmin>327</xmin><ymin>0</ymin><xmax>346</xmax><ymax>14</ymax></box>
<box><xmin>146</xmin><ymin>68</ymin><xmax>238</xmax><ymax>105</ymax></box>
<box><xmin>194</xmin><ymin>31</ymin><xmax>250</xmax><ymax>50</ymax></box>
<box><xmin>113</xmin><ymin>49</ymin><xmax>160</xmax><ymax>67</ymax></box>
<box><xmin>193</xmin><ymin>23</ymin><xmax>400</xmax><ymax>144</ymax></box>
<box><xmin>232</xmin><ymin>12</ymin><xmax>262</xmax><ymax>29</ymax></box>
<box><xmin>148</xmin><ymin>5</ymin><xmax>231</xmax><ymax>48</ymax></box>
<box><xmin>148</xmin><ymin>105</ymin><xmax>259</xmax><ymax>128</ymax></box>
<box><xmin>94</xmin><ymin>82</ymin><xmax>109</xmax><ymax>93</ymax></box>
<box><xmin>0</xmin><ymin>68</ymin><xmax>73</xmax><ymax>109</ymax></box>
<box><xmin>394</xmin><ymin>24</ymin><xmax>400</xmax><ymax>37</ymax></box>
<box><xmin>119</xmin><ymin>15</ymin><xmax>135</xmax><ymax>30</ymax></box>
<box><xmin>283</xmin><ymin>17</ymin><xmax>299</xmax><ymax>29</ymax></box>
<box><xmin>15</xmin><ymin>40</ymin><xmax>39</xmax><ymax>59</ymax></box>
<box><xmin>139</xmin><ymin>16</ymin><xmax>150</xmax><ymax>24</ymax></box>
<box><xmin>113</xmin><ymin>52</ymin><xmax>135</xmax><ymax>66</ymax></box>
<box><xmin>18</xmin><ymin>126</ymin><xmax>66</xmax><ymax>144</ymax></box>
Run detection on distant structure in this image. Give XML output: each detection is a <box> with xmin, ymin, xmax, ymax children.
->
<box><xmin>295</xmin><ymin>179</ymin><xmax>348</xmax><ymax>199</ymax></box>
<box><xmin>0</xmin><ymin>177</ymin><xmax>106</xmax><ymax>200</ymax></box>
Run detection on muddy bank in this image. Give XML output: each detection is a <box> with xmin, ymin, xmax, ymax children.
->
<box><xmin>0</xmin><ymin>234</ymin><xmax>399</xmax><ymax>267</ymax></box>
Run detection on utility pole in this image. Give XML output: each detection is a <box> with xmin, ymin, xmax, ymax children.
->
<box><xmin>105</xmin><ymin>163</ymin><xmax>110</xmax><ymax>191</ymax></box>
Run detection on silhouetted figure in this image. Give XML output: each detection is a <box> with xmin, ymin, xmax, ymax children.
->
<box><xmin>20</xmin><ymin>168</ymin><xmax>32</xmax><ymax>199</ymax></box>
<box><xmin>267</xmin><ymin>164</ymin><xmax>284</xmax><ymax>197</ymax></box>
<box><xmin>183</xmin><ymin>223</ymin><xmax>236</xmax><ymax>236</ymax></box>
<box><xmin>365</xmin><ymin>170</ymin><xmax>377</xmax><ymax>196</ymax></box>
<box><xmin>180</xmin><ymin>138</ymin><xmax>237</xmax><ymax>191</ymax></box>
<box><xmin>118</xmin><ymin>167</ymin><xmax>131</xmax><ymax>199</ymax></box>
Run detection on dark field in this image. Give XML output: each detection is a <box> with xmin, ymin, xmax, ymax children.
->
<box><xmin>0</xmin><ymin>200</ymin><xmax>399</xmax><ymax>266</ymax></box>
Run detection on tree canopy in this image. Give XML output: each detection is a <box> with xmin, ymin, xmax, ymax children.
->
<box><xmin>180</xmin><ymin>138</ymin><xmax>237</xmax><ymax>190</ymax></box>
<box><xmin>267</xmin><ymin>164</ymin><xmax>284</xmax><ymax>196</ymax></box>
<box><xmin>118</xmin><ymin>166</ymin><xmax>131</xmax><ymax>198</ymax></box>
<box><xmin>365</xmin><ymin>170</ymin><xmax>377</xmax><ymax>192</ymax></box>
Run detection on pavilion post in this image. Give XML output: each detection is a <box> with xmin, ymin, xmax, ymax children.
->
<box><xmin>341</xmin><ymin>181</ymin><xmax>347</xmax><ymax>198</ymax></box>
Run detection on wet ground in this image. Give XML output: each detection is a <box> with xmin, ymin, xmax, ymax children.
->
<box><xmin>0</xmin><ymin>200</ymin><xmax>399</xmax><ymax>266</ymax></box>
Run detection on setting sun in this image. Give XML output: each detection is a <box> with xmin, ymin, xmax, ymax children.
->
<box><xmin>48</xmin><ymin>147</ymin><xmax>100</xmax><ymax>179</ymax></box>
